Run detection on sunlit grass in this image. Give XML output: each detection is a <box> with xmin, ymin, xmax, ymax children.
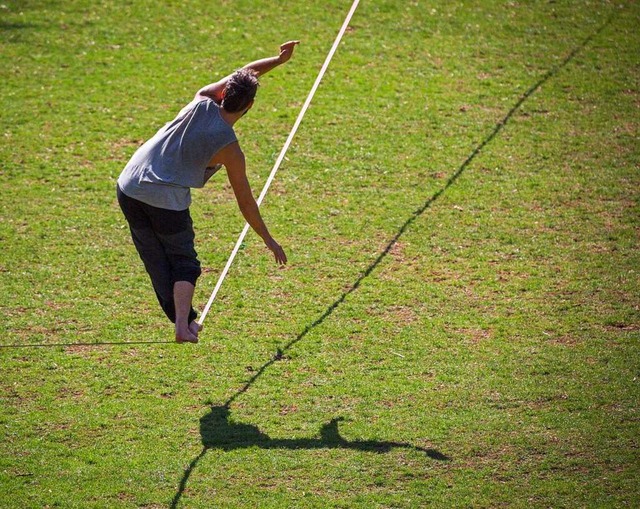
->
<box><xmin>1</xmin><ymin>1</ymin><xmax>639</xmax><ymax>507</ymax></box>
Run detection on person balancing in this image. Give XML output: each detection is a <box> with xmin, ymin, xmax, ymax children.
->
<box><xmin>117</xmin><ymin>41</ymin><xmax>299</xmax><ymax>344</ymax></box>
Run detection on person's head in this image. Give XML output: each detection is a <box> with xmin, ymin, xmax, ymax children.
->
<box><xmin>221</xmin><ymin>69</ymin><xmax>259</xmax><ymax>115</ymax></box>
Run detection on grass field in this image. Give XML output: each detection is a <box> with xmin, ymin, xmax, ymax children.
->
<box><xmin>1</xmin><ymin>0</ymin><xmax>639</xmax><ymax>507</ymax></box>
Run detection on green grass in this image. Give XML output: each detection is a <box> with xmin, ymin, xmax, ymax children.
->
<box><xmin>1</xmin><ymin>0</ymin><xmax>639</xmax><ymax>507</ymax></box>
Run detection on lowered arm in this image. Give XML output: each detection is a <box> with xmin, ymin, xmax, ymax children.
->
<box><xmin>212</xmin><ymin>142</ymin><xmax>287</xmax><ymax>265</ymax></box>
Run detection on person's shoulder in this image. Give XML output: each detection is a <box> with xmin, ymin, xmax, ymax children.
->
<box><xmin>177</xmin><ymin>97</ymin><xmax>222</xmax><ymax>121</ymax></box>
<box><xmin>193</xmin><ymin>94</ymin><xmax>222</xmax><ymax>107</ymax></box>
<box><xmin>175</xmin><ymin>98</ymin><xmax>204</xmax><ymax>118</ymax></box>
<box><xmin>191</xmin><ymin>97</ymin><xmax>228</xmax><ymax>119</ymax></box>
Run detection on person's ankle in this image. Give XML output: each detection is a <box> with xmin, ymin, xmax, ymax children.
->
<box><xmin>175</xmin><ymin>321</ymin><xmax>198</xmax><ymax>343</ymax></box>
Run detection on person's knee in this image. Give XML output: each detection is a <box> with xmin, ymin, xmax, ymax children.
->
<box><xmin>160</xmin><ymin>228</ymin><xmax>201</xmax><ymax>286</ymax></box>
<box><xmin>174</xmin><ymin>259</ymin><xmax>201</xmax><ymax>286</ymax></box>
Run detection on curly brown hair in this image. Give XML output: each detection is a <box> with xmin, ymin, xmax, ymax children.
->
<box><xmin>221</xmin><ymin>69</ymin><xmax>259</xmax><ymax>113</ymax></box>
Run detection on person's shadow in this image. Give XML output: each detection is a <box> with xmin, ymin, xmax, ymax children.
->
<box><xmin>200</xmin><ymin>405</ymin><xmax>449</xmax><ymax>458</ymax></box>
<box><xmin>171</xmin><ymin>405</ymin><xmax>449</xmax><ymax>508</ymax></box>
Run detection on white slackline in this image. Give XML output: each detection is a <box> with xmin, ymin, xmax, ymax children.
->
<box><xmin>198</xmin><ymin>0</ymin><xmax>361</xmax><ymax>326</ymax></box>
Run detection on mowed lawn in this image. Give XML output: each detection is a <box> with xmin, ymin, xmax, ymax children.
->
<box><xmin>1</xmin><ymin>0</ymin><xmax>639</xmax><ymax>507</ymax></box>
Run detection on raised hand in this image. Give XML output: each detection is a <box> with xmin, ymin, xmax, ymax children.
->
<box><xmin>278</xmin><ymin>40</ymin><xmax>300</xmax><ymax>64</ymax></box>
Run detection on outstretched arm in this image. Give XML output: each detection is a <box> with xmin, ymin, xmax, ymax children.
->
<box><xmin>242</xmin><ymin>40</ymin><xmax>300</xmax><ymax>77</ymax></box>
<box><xmin>197</xmin><ymin>41</ymin><xmax>300</xmax><ymax>102</ymax></box>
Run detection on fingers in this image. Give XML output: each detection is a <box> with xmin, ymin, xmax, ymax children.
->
<box><xmin>279</xmin><ymin>41</ymin><xmax>300</xmax><ymax>62</ymax></box>
<box><xmin>281</xmin><ymin>40</ymin><xmax>300</xmax><ymax>50</ymax></box>
<box><xmin>273</xmin><ymin>246</ymin><xmax>287</xmax><ymax>265</ymax></box>
<box><xmin>267</xmin><ymin>240</ymin><xmax>287</xmax><ymax>265</ymax></box>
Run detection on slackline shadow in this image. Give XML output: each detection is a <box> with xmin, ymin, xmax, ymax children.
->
<box><xmin>170</xmin><ymin>13</ymin><xmax>615</xmax><ymax>507</ymax></box>
<box><xmin>0</xmin><ymin>340</ymin><xmax>174</xmax><ymax>349</ymax></box>
<box><xmin>3</xmin><ymin>15</ymin><xmax>612</xmax><ymax>353</ymax></box>
<box><xmin>170</xmin><ymin>405</ymin><xmax>449</xmax><ymax>508</ymax></box>
<box><xmin>221</xmin><ymin>11</ymin><xmax>616</xmax><ymax>409</ymax></box>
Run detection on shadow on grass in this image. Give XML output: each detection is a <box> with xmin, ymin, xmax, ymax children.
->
<box><xmin>198</xmin><ymin>406</ymin><xmax>448</xmax><ymax>459</ymax></box>
<box><xmin>170</xmin><ymin>12</ymin><xmax>615</xmax><ymax>507</ymax></box>
<box><xmin>170</xmin><ymin>405</ymin><xmax>449</xmax><ymax>508</ymax></box>
<box><xmin>2</xmin><ymin>16</ymin><xmax>613</xmax><ymax>353</ymax></box>
<box><xmin>0</xmin><ymin>340</ymin><xmax>174</xmax><ymax>349</ymax></box>
<box><xmin>222</xmin><ymin>11</ymin><xmax>616</xmax><ymax>409</ymax></box>
<box><xmin>0</xmin><ymin>21</ymin><xmax>40</xmax><ymax>30</ymax></box>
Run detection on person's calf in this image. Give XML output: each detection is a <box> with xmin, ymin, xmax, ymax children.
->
<box><xmin>174</xmin><ymin>281</ymin><xmax>198</xmax><ymax>343</ymax></box>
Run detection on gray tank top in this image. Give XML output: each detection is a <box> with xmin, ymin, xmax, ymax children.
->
<box><xmin>117</xmin><ymin>98</ymin><xmax>237</xmax><ymax>210</ymax></box>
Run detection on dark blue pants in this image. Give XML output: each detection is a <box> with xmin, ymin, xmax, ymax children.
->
<box><xmin>117</xmin><ymin>186</ymin><xmax>201</xmax><ymax>324</ymax></box>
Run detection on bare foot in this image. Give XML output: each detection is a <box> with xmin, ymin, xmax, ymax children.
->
<box><xmin>176</xmin><ymin>324</ymin><xmax>198</xmax><ymax>344</ymax></box>
<box><xmin>189</xmin><ymin>320</ymin><xmax>203</xmax><ymax>337</ymax></box>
